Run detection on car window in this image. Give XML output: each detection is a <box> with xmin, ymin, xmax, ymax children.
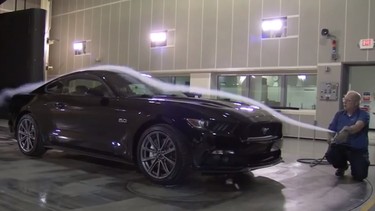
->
<box><xmin>128</xmin><ymin>83</ymin><xmax>154</xmax><ymax>95</ymax></box>
<box><xmin>46</xmin><ymin>77</ymin><xmax>111</xmax><ymax>97</ymax></box>
<box><xmin>107</xmin><ymin>73</ymin><xmax>164</xmax><ymax>97</ymax></box>
<box><xmin>45</xmin><ymin>81</ymin><xmax>64</xmax><ymax>94</ymax></box>
<box><xmin>66</xmin><ymin>78</ymin><xmax>110</xmax><ymax>97</ymax></box>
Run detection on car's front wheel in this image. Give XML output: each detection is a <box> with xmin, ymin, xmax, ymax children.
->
<box><xmin>137</xmin><ymin>124</ymin><xmax>191</xmax><ymax>185</ymax></box>
<box><xmin>16</xmin><ymin>114</ymin><xmax>46</xmax><ymax>156</ymax></box>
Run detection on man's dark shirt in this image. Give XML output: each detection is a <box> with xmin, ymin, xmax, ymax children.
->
<box><xmin>328</xmin><ymin>109</ymin><xmax>369</xmax><ymax>149</ymax></box>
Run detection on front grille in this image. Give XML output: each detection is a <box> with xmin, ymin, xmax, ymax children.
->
<box><xmin>207</xmin><ymin>121</ymin><xmax>236</xmax><ymax>133</ymax></box>
<box><xmin>239</xmin><ymin>122</ymin><xmax>282</xmax><ymax>141</ymax></box>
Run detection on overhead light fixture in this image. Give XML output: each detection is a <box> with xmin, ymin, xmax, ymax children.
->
<box><xmin>150</xmin><ymin>31</ymin><xmax>167</xmax><ymax>47</ymax></box>
<box><xmin>73</xmin><ymin>42</ymin><xmax>83</xmax><ymax>50</ymax></box>
<box><xmin>73</xmin><ymin>41</ymin><xmax>86</xmax><ymax>55</ymax></box>
<box><xmin>261</xmin><ymin>17</ymin><xmax>287</xmax><ymax>39</ymax></box>
<box><xmin>262</xmin><ymin>19</ymin><xmax>283</xmax><ymax>31</ymax></box>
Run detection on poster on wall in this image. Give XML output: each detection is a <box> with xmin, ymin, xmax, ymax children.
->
<box><xmin>362</xmin><ymin>91</ymin><xmax>371</xmax><ymax>102</ymax></box>
<box><xmin>360</xmin><ymin>91</ymin><xmax>371</xmax><ymax>112</ymax></box>
<box><xmin>360</xmin><ymin>104</ymin><xmax>371</xmax><ymax>112</ymax></box>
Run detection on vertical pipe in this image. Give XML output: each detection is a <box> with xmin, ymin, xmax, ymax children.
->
<box><xmin>24</xmin><ymin>0</ymin><xmax>26</xmax><ymax>9</ymax></box>
<box><xmin>15</xmin><ymin>0</ymin><xmax>17</xmax><ymax>10</ymax></box>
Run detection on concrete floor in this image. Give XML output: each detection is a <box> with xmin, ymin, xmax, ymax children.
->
<box><xmin>0</xmin><ymin>124</ymin><xmax>375</xmax><ymax>211</ymax></box>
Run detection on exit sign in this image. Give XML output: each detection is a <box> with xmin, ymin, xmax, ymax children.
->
<box><xmin>359</xmin><ymin>38</ymin><xmax>374</xmax><ymax>49</ymax></box>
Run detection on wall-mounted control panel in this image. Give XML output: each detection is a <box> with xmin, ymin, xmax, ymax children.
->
<box><xmin>319</xmin><ymin>82</ymin><xmax>339</xmax><ymax>101</ymax></box>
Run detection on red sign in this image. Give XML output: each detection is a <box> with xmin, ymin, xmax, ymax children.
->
<box><xmin>359</xmin><ymin>39</ymin><xmax>374</xmax><ymax>49</ymax></box>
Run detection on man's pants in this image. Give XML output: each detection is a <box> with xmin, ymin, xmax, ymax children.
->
<box><xmin>325</xmin><ymin>144</ymin><xmax>370</xmax><ymax>180</ymax></box>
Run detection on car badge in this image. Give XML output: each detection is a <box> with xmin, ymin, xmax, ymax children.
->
<box><xmin>118</xmin><ymin>118</ymin><xmax>127</xmax><ymax>123</ymax></box>
<box><xmin>261</xmin><ymin>127</ymin><xmax>270</xmax><ymax>135</ymax></box>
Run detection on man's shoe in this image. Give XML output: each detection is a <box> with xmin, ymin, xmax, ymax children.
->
<box><xmin>335</xmin><ymin>168</ymin><xmax>346</xmax><ymax>177</ymax></box>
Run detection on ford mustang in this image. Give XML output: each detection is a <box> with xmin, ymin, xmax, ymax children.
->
<box><xmin>8</xmin><ymin>67</ymin><xmax>283</xmax><ymax>185</ymax></box>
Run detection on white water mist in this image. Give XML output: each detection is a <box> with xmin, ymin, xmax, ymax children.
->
<box><xmin>84</xmin><ymin>65</ymin><xmax>332</xmax><ymax>133</ymax></box>
<box><xmin>0</xmin><ymin>82</ymin><xmax>45</xmax><ymax>107</ymax></box>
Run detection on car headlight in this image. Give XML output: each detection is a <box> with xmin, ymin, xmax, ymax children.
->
<box><xmin>185</xmin><ymin>118</ymin><xmax>208</xmax><ymax>129</ymax></box>
<box><xmin>185</xmin><ymin>118</ymin><xmax>236</xmax><ymax>134</ymax></box>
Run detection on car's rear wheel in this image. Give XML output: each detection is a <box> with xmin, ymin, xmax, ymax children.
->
<box><xmin>137</xmin><ymin>124</ymin><xmax>191</xmax><ymax>185</ymax></box>
<box><xmin>16</xmin><ymin>114</ymin><xmax>46</xmax><ymax>156</ymax></box>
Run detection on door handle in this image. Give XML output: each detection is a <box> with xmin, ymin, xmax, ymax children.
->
<box><xmin>55</xmin><ymin>102</ymin><xmax>65</xmax><ymax>109</ymax></box>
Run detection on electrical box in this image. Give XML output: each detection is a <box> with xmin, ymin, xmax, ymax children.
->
<box><xmin>319</xmin><ymin>82</ymin><xmax>339</xmax><ymax>101</ymax></box>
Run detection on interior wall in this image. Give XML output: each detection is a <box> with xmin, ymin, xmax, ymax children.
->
<box><xmin>34</xmin><ymin>0</ymin><xmax>375</xmax><ymax>134</ymax></box>
<box><xmin>48</xmin><ymin>0</ymin><xmax>375</xmax><ymax>77</ymax></box>
<box><xmin>315</xmin><ymin>64</ymin><xmax>342</xmax><ymax>138</ymax></box>
<box><xmin>190</xmin><ymin>73</ymin><xmax>212</xmax><ymax>97</ymax></box>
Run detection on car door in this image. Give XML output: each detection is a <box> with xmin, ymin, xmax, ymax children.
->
<box><xmin>46</xmin><ymin>73</ymin><xmax>126</xmax><ymax>154</ymax></box>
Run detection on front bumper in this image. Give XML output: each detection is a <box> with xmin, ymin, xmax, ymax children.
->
<box><xmin>195</xmin><ymin>149</ymin><xmax>283</xmax><ymax>174</ymax></box>
<box><xmin>190</xmin><ymin>130</ymin><xmax>283</xmax><ymax>174</ymax></box>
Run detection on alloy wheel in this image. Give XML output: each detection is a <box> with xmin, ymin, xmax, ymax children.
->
<box><xmin>17</xmin><ymin>118</ymin><xmax>36</xmax><ymax>152</ymax></box>
<box><xmin>140</xmin><ymin>131</ymin><xmax>177</xmax><ymax>179</ymax></box>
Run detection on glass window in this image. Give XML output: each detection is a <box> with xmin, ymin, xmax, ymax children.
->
<box><xmin>218</xmin><ymin>75</ymin><xmax>281</xmax><ymax>106</ymax></box>
<box><xmin>249</xmin><ymin>76</ymin><xmax>281</xmax><ymax>106</ymax></box>
<box><xmin>218</xmin><ymin>75</ymin><xmax>249</xmax><ymax>97</ymax></box>
<box><xmin>217</xmin><ymin>74</ymin><xmax>317</xmax><ymax>110</ymax></box>
<box><xmin>175</xmin><ymin>76</ymin><xmax>190</xmax><ymax>86</ymax></box>
<box><xmin>156</xmin><ymin>76</ymin><xmax>174</xmax><ymax>84</ymax></box>
<box><xmin>108</xmin><ymin>73</ymin><xmax>159</xmax><ymax>97</ymax></box>
<box><xmin>286</xmin><ymin>75</ymin><xmax>317</xmax><ymax>109</ymax></box>
<box><xmin>155</xmin><ymin>76</ymin><xmax>190</xmax><ymax>86</ymax></box>
<box><xmin>67</xmin><ymin>78</ymin><xmax>110</xmax><ymax>97</ymax></box>
<box><xmin>46</xmin><ymin>81</ymin><xmax>64</xmax><ymax>94</ymax></box>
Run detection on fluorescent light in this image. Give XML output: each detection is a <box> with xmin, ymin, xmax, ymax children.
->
<box><xmin>73</xmin><ymin>42</ymin><xmax>83</xmax><ymax>51</ymax></box>
<box><xmin>262</xmin><ymin>19</ymin><xmax>283</xmax><ymax>31</ymax></box>
<box><xmin>150</xmin><ymin>32</ymin><xmax>166</xmax><ymax>42</ymax></box>
<box><xmin>150</xmin><ymin>31</ymin><xmax>167</xmax><ymax>47</ymax></box>
<box><xmin>73</xmin><ymin>41</ymin><xmax>86</xmax><ymax>55</ymax></box>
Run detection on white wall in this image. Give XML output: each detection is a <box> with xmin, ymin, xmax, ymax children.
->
<box><xmin>349</xmin><ymin>65</ymin><xmax>375</xmax><ymax>129</ymax></box>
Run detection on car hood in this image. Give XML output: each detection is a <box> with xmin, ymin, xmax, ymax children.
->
<box><xmin>145</xmin><ymin>96</ymin><xmax>278</xmax><ymax>122</ymax></box>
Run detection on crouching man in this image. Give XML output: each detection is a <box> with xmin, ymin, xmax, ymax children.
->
<box><xmin>325</xmin><ymin>90</ymin><xmax>370</xmax><ymax>181</ymax></box>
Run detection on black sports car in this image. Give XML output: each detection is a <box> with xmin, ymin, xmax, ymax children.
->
<box><xmin>8</xmin><ymin>67</ymin><xmax>283</xmax><ymax>185</ymax></box>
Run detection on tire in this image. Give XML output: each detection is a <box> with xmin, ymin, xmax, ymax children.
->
<box><xmin>137</xmin><ymin>124</ymin><xmax>192</xmax><ymax>185</ymax></box>
<box><xmin>16</xmin><ymin>114</ymin><xmax>46</xmax><ymax>157</ymax></box>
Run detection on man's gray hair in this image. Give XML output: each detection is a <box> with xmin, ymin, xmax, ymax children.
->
<box><xmin>346</xmin><ymin>90</ymin><xmax>361</xmax><ymax>104</ymax></box>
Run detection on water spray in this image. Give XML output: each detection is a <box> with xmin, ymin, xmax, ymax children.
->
<box><xmin>85</xmin><ymin>65</ymin><xmax>333</xmax><ymax>133</ymax></box>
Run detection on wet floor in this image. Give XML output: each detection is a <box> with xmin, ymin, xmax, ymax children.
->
<box><xmin>0</xmin><ymin>126</ymin><xmax>373</xmax><ymax>211</ymax></box>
